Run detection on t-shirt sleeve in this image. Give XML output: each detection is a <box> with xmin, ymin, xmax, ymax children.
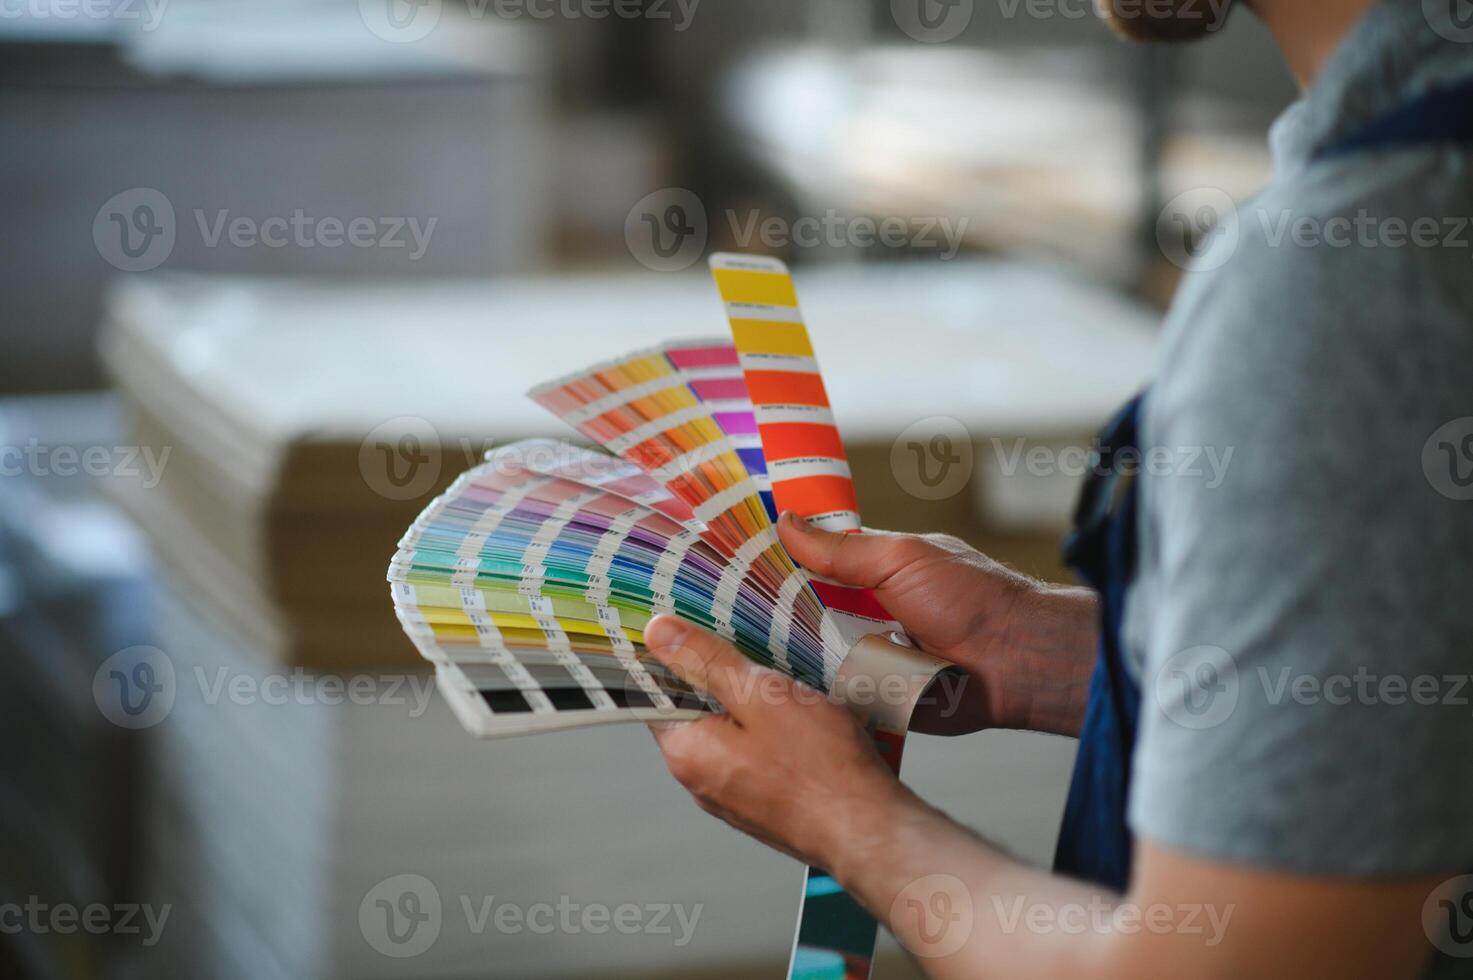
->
<box><xmin>1125</xmin><ymin>197</ymin><xmax>1473</xmax><ymax>877</ymax></box>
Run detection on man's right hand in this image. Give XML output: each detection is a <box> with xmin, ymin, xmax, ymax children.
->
<box><xmin>777</xmin><ymin>511</ymin><xmax>1099</xmax><ymax>737</ymax></box>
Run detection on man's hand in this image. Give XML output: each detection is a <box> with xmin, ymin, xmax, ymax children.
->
<box><xmin>776</xmin><ymin>512</ymin><xmax>1098</xmax><ymax>736</ymax></box>
<box><xmin>643</xmin><ymin>614</ymin><xmax>919</xmax><ymax>871</ymax></box>
<box><xmin>642</xmin><ymin>610</ymin><xmax>1441</xmax><ymax>980</ymax></box>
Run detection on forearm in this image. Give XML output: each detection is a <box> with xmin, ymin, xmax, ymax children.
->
<box><xmin>646</xmin><ymin>616</ymin><xmax>1441</xmax><ymax>980</ymax></box>
<box><xmin>823</xmin><ymin>785</ymin><xmax>1135</xmax><ymax>980</ymax></box>
<box><xmin>820</xmin><ymin>785</ymin><xmax>1437</xmax><ymax>980</ymax></box>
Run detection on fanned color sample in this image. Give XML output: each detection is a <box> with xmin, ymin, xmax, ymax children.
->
<box><xmin>708</xmin><ymin>253</ymin><xmax>907</xmax><ymax>980</ymax></box>
<box><xmin>389</xmin><ymin>254</ymin><xmax>955</xmax><ymax>980</ymax></box>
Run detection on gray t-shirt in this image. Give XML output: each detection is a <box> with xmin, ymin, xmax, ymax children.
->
<box><xmin>1122</xmin><ymin>2</ymin><xmax>1473</xmax><ymax>973</ymax></box>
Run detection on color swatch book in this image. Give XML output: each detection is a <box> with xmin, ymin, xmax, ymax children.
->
<box><xmin>388</xmin><ymin>254</ymin><xmax>958</xmax><ymax>980</ymax></box>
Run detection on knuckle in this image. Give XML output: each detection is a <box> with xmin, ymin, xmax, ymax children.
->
<box><xmin>665</xmin><ymin>748</ymin><xmax>701</xmax><ymax>787</ymax></box>
<box><xmin>894</xmin><ymin>536</ymin><xmax>940</xmax><ymax>565</ymax></box>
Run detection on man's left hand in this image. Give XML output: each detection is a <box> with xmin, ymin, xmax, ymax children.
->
<box><xmin>642</xmin><ymin>614</ymin><xmax>913</xmax><ymax>871</ymax></box>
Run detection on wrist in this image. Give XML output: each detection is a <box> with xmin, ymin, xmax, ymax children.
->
<box><xmin>1008</xmin><ymin>583</ymin><xmax>1101</xmax><ymax>737</ymax></box>
<box><xmin>821</xmin><ymin>778</ymin><xmax>932</xmax><ymax>885</ymax></box>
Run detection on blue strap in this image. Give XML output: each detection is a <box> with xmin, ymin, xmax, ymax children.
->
<box><xmin>1052</xmin><ymin>394</ymin><xmax>1145</xmax><ymax>891</ymax></box>
<box><xmin>1317</xmin><ymin>77</ymin><xmax>1473</xmax><ymax>159</ymax></box>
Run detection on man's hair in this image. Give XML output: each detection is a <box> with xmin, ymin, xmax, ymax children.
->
<box><xmin>1097</xmin><ymin>0</ymin><xmax>1238</xmax><ymax>42</ymax></box>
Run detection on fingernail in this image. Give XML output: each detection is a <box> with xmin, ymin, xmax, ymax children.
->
<box><xmin>644</xmin><ymin>615</ymin><xmax>688</xmax><ymax>654</ymax></box>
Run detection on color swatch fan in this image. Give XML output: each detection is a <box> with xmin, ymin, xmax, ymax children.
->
<box><xmin>388</xmin><ymin>254</ymin><xmax>957</xmax><ymax>980</ymax></box>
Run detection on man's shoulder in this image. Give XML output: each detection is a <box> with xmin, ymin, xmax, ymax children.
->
<box><xmin>1153</xmin><ymin>150</ymin><xmax>1473</xmax><ymax>435</ymax></box>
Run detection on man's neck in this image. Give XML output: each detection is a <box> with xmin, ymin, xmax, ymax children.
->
<box><xmin>1252</xmin><ymin>0</ymin><xmax>1380</xmax><ymax>88</ymax></box>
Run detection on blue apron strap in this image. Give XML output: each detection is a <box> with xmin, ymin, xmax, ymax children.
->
<box><xmin>1052</xmin><ymin>393</ymin><xmax>1145</xmax><ymax>891</ymax></box>
<box><xmin>1316</xmin><ymin>77</ymin><xmax>1473</xmax><ymax>160</ymax></box>
<box><xmin>1053</xmin><ymin>73</ymin><xmax>1473</xmax><ymax>894</ymax></box>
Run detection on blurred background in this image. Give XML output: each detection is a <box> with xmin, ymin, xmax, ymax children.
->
<box><xmin>0</xmin><ymin>1</ymin><xmax>1295</xmax><ymax>977</ymax></box>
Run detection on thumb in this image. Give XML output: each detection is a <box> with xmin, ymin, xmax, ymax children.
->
<box><xmin>776</xmin><ymin>511</ymin><xmax>928</xmax><ymax>591</ymax></box>
<box><xmin>643</xmin><ymin>615</ymin><xmax>764</xmax><ymax>719</ymax></box>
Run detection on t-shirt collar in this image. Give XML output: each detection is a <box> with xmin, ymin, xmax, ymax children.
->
<box><xmin>1268</xmin><ymin>0</ymin><xmax>1473</xmax><ymax>176</ymax></box>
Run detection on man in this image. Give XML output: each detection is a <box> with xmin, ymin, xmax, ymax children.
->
<box><xmin>642</xmin><ymin>0</ymin><xmax>1473</xmax><ymax>976</ymax></box>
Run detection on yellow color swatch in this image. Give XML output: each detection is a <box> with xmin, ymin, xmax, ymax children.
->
<box><xmin>729</xmin><ymin>318</ymin><xmax>814</xmax><ymax>357</ymax></box>
<box><xmin>712</xmin><ymin>268</ymin><xmax>799</xmax><ymax>307</ymax></box>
